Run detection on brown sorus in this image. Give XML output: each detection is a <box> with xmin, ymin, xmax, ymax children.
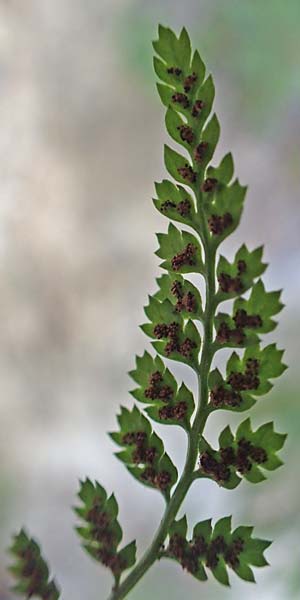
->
<box><xmin>167</xmin><ymin>66</ymin><xmax>182</xmax><ymax>76</ymax></box>
<box><xmin>192</xmin><ymin>99</ymin><xmax>205</xmax><ymax>117</ymax></box>
<box><xmin>249</xmin><ymin>446</ymin><xmax>267</xmax><ymax>464</ymax></box>
<box><xmin>220</xmin><ymin>446</ymin><xmax>236</xmax><ymax>466</ymax></box>
<box><xmin>158</xmin><ymin>385</ymin><xmax>174</xmax><ymax>401</ymax></box>
<box><xmin>194</xmin><ymin>141</ymin><xmax>208</xmax><ymax>163</ymax></box>
<box><xmin>168</xmin><ymin>534</ymin><xmax>186</xmax><ymax>560</ymax></box>
<box><xmin>172</xmin><ymin>92</ymin><xmax>189</xmax><ymax>108</ymax></box>
<box><xmin>216</xmin><ymin>322</ymin><xmax>245</xmax><ymax>345</ymax></box>
<box><xmin>218</xmin><ymin>273</ymin><xmax>243</xmax><ymax>294</ymax></box>
<box><xmin>201</xmin><ymin>177</ymin><xmax>218</xmax><ymax>193</ymax></box>
<box><xmin>177</xmin><ymin>198</ymin><xmax>191</xmax><ymax>216</ymax></box>
<box><xmin>171</xmin><ymin>243</ymin><xmax>197</xmax><ymax>271</ymax></box>
<box><xmin>153</xmin><ymin>323</ymin><xmax>169</xmax><ymax>339</ymax></box>
<box><xmin>233</xmin><ymin>308</ymin><xmax>262</xmax><ymax>329</ymax></box>
<box><xmin>177</xmin><ymin>163</ymin><xmax>197</xmax><ymax>183</ymax></box>
<box><xmin>176</xmin><ymin>291</ymin><xmax>196</xmax><ymax>313</ymax></box>
<box><xmin>210</xmin><ymin>385</ymin><xmax>242</xmax><ymax>408</ymax></box>
<box><xmin>237</xmin><ymin>259</ymin><xmax>247</xmax><ymax>274</ymax></box>
<box><xmin>179</xmin><ymin>337</ymin><xmax>196</xmax><ymax>357</ymax></box>
<box><xmin>208</xmin><ymin>212</ymin><xmax>233</xmax><ymax>236</ymax></box>
<box><xmin>150</xmin><ymin>371</ymin><xmax>163</xmax><ymax>385</ymax></box>
<box><xmin>183</xmin><ymin>72</ymin><xmax>197</xmax><ymax>92</ymax></box>
<box><xmin>165</xmin><ymin>338</ymin><xmax>180</xmax><ymax>356</ymax></box>
<box><xmin>155</xmin><ymin>470</ymin><xmax>171</xmax><ymax>490</ymax></box>
<box><xmin>171</xmin><ymin>280</ymin><xmax>183</xmax><ymax>299</ymax></box>
<box><xmin>177</xmin><ymin>125</ymin><xmax>194</xmax><ymax>144</ymax></box>
<box><xmin>160</xmin><ymin>200</ymin><xmax>176</xmax><ymax>213</ymax></box>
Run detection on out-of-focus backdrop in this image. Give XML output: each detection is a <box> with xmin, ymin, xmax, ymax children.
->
<box><xmin>0</xmin><ymin>2</ymin><xmax>299</xmax><ymax>599</ymax></box>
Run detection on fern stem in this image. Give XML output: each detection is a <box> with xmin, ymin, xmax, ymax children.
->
<box><xmin>107</xmin><ymin>223</ymin><xmax>216</xmax><ymax>600</ymax></box>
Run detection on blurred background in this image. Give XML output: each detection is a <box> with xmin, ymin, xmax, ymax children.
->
<box><xmin>0</xmin><ymin>1</ymin><xmax>299</xmax><ymax>598</ymax></box>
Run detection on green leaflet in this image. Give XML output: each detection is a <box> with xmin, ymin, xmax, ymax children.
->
<box><xmin>148</xmin><ymin>318</ymin><xmax>201</xmax><ymax>370</ymax></box>
<box><xmin>197</xmin><ymin>418</ymin><xmax>286</xmax><ymax>488</ymax></box>
<box><xmin>208</xmin><ymin>343</ymin><xmax>287</xmax><ymax>412</ymax></box>
<box><xmin>214</xmin><ymin>311</ymin><xmax>260</xmax><ymax>349</ymax></box>
<box><xmin>169</xmin><ymin>514</ymin><xmax>188</xmax><ymax>539</ymax></box>
<box><xmin>153</xmin><ymin>25</ymin><xmax>191</xmax><ymax>72</ymax></box>
<box><xmin>206</xmin><ymin>152</ymin><xmax>234</xmax><ymax>185</ymax></box>
<box><xmin>153</xmin><ymin>179</ymin><xmax>198</xmax><ymax>230</ymax></box>
<box><xmin>129</xmin><ymin>350</ymin><xmax>174</xmax><ymax>391</ymax></box>
<box><xmin>165</xmin><ymin>107</ymin><xmax>194</xmax><ymax>155</ymax></box>
<box><xmin>74</xmin><ymin>479</ymin><xmax>136</xmax><ymax>581</ymax></box>
<box><xmin>204</xmin><ymin>178</ymin><xmax>247</xmax><ymax>246</ymax></box>
<box><xmin>227</xmin><ymin>343</ymin><xmax>287</xmax><ymax>391</ymax></box>
<box><xmin>190</xmin><ymin>50</ymin><xmax>206</xmax><ymax>89</ymax></box>
<box><xmin>216</xmin><ymin>244</ymin><xmax>267</xmax><ymax>302</ymax></box>
<box><xmin>155</xmin><ymin>222</ymin><xmax>204</xmax><ymax>274</ymax></box>
<box><xmin>163</xmin><ymin>516</ymin><xmax>271</xmax><ymax>586</ymax></box>
<box><xmin>110</xmin><ymin>406</ymin><xmax>178</xmax><ymax>496</ymax></box>
<box><xmin>154</xmin><ymin>273</ymin><xmax>203</xmax><ymax>320</ymax></box>
<box><xmin>143</xmin><ymin>294</ymin><xmax>182</xmax><ymax>326</ymax></box>
<box><xmin>164</xmin><ymin>145</ymin><xmax>198</xmax><ymax>190</ymax></box>
<box><xmin>214</xmin><ymin>279</ymin><xmax>284</xmax><ymax>349</ymax></box>
<box><xmin>8</xmin><ymin>530</ymin><xmax>60</xmax><ymax>600</ymax></box>
<box><xmin>129</xmin><ymin>350</ymin><xmax>195</xmax><ymax>431</ymax></box>
<box><xmin>233</xmin><ymin>279</ymin><xmax>283</xmax><ymax>332</ymax></box>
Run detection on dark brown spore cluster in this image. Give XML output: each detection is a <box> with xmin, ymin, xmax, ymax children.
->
<box><xmin>210</xmin><ymin>384</ymin><xmax>242</xmax><ymax>408</ymax></box>
<box><xmin>171</xmin><ymin>243</ymin><xmax>197</xmax><ymax>271</ymax></box>
<box><xmin>200</xmin><ymin>435</ymin><xmax>267</xmax><ymax>482</ymax></box>
<box><xmin>216</xmin><ymin>322</ymin><xmax>245</xmax><ymax>346</ymax></box>
<box><xmin>160</xmin><ymin>200</ymin><xmax>176</xmax><ymax>213</ymax></box>
<box><xmin>218</xmin><ymin>259</ymin><xmax>246</xmax><ymax>294</ymax></box>
<box><xmin>159</xmin><ymin>401</ymin><xmax>188</xmax><ymax>422</ymax></box>
<box><xmin>194</xmin><ymin>141</ymin><xmax>208</xmax><ymax>163</ymax></box>
<box><xmin>171</xmin><ymin>279</ymin><xmax>196</xmax><ymax>313</ymax></box>
<box><xmin>172</xmin><ymin>92</ymin><xmax>190</xmax><ymax>109</ymax></box>
<box><xmin>86</xmin><ymin>501</ymin><xmax>126</xmax><ymax>575</ymax></box>
<box><xmin>201</xmin><ymin>177</ymin><xmax>218</xmax><ymax>193</ymax></box>
<box><xmin>160</xmin><ymin>198</ymin><xmax>191</xmax><ymax>217</ymax></box>
<box><xmin>199</xmin><ymin>452</ymin><xmax>231</xmax><ymax>483</ymax></box>
<box><xmin>183</xmin><ymin>72</ymin><xmax>198</xmax><ymax>92</ymax></box>
<box><xmin>122</xmin><ymin>429</ymin><xmax>171</xmax><ymax>491</ymax></box>
<box><xmin>154</xmin><ymin>321</ymin><xmax>196</xmax><ymax>358</ymax></box>
<box><xmin>10</xmin><ymin>543</ymin><xmax>59</xmax><ymax>600</ymax></box>
<box><xmin>122</xmin><ymin>430</ymin><xmax>156</xmax><ymax>465</ymax></box>
<box><xmin>177</xmin><ymin>124</ymin><xmax>194</xmax><ymax>144</ymax></box>
<box><xmin>167</xmin><ymin>532</ymin><xmax>245</xmax><ymax>573</ymax></box>
<box><xmin>144</xmin><ymin>371</ymin><xmax>174</xmax><ymax>402</ymax></box>
<box><xmin>233</xmin><ymin>309</ymin><xmax>263</xmax><ymax>329</ymax></box>
<box><xmin>179</xmin><ymin>337</ymin><xmax>197</xmax><ymax>357</ymax></box>
<box><xmin>167</xmin><ymin>66</ymin><xmax>182</xmax><ymax>76</ymax></box>
<box><xmin>228</xmin><ymin>358</ymin><xmax>260</xmax><ymax>391</ymax></box>
<box><xmin>140</xmin><ymin>467</ymin><xmax>171</xmax><ymax>491</ymax></box>
<box><xmin>177</xmin><ymin>163</ymin><xmax>197</xmax><ymax>183</ymax></box>
<box><xmin>177</xmin><ymin>198</ymin><xmax>192</xmax><ymax>216</ymax></box>
<box><xmin>210</xmin><ymin>358</ymin><xmax>260</xmax><ymax>408</ymax></box>
<box><xmin>208</xmin><ymin>213</ymin><xmax>233</xmax><ymax>236</ymax></box>
<box><xmin>192</xmin><ymin>99</ymin><xmax>205</xmax><ymax>117</ymax></box>
<box><xmin>216</xmin><ymin>309</ymin><xmax>262</xmax><ymax>346</ymax></box>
